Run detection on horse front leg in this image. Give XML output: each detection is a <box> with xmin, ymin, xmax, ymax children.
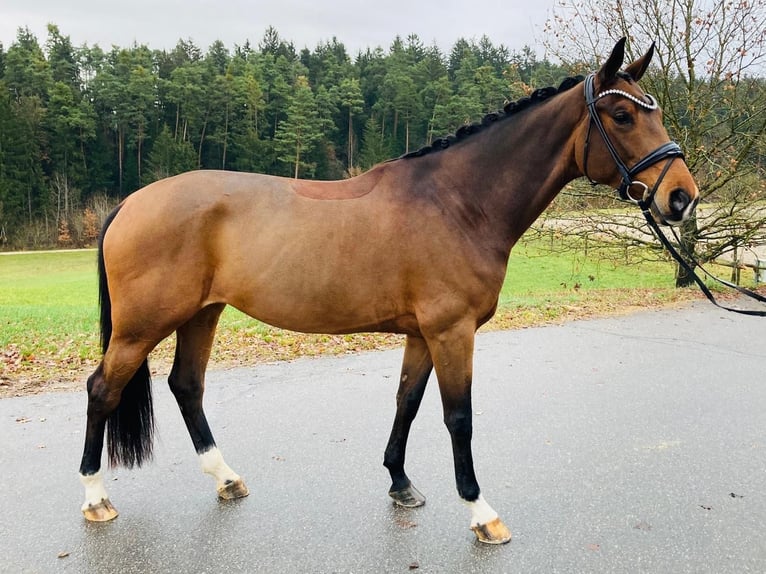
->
<box><xmin>384</xmin><ymin>335</ymin><xmax>433</xmax><ymax>507</ymax></box>
<box><xmin>427</xmin><ymin>323</ymin><xmax>512</xmax><ymax>545</ymax></box>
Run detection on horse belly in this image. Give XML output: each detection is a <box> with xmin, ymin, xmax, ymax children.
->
<box><xmin>216</xmin><ymin>251</ymin><xmax>415</xmax><ymax>335</ymax></box>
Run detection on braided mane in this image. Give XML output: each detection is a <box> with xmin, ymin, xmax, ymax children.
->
<box><xmin>399</xmin><ymin>75</ymin><xmax>585</xmax><ymax>160</ymax></box>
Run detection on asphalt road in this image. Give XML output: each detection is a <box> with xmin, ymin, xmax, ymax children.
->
<box><xmin>2</xmin><ymin>300</ymin><xmax>765</xmax><ymax>573</ymax></box>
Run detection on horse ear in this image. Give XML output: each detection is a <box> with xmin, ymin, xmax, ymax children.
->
<box><xmin>597</xmin><ymin>37</ymin><xmax>627</xmax><ymax>84</ymax></box>
<box><xmin>624</xmin><ymin>42</ymin><xmax>655</xmax><ymax>82</ymax></box>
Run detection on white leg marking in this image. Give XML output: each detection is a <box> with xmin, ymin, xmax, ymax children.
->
<box><xmin>198</xmin><ymin>447</ymin><xmax>241</xmax><ymax>489</ymax></box>
<box><xmin>80</xmin><ymin>471</ymin><xmax>110</xmax><ymax>511</ymax></box>
<box><xmin>464</xmin><ymin>494</ymin><xmax>499</xmax><ymax>527</ymax></box>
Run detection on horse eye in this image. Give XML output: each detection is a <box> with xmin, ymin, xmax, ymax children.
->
<box><xmin>613</xmin><ymin>110</ymin><xmax>633</xmax><ymax>125</ymax></box>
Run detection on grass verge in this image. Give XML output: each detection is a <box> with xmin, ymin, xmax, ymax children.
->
<box><xmin>0</xmin><ymin>241</ymin><xmax>721</xmax><ymax>397</ymax></box>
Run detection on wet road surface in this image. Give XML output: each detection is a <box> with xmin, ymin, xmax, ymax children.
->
<box><xmin>2</xmin><ymin>301</ymin><xmax>765</xmax><ymax>573</ymax></box>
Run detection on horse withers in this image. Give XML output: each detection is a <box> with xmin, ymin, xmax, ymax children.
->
<box><xmin>78</xmin><ymin>38</ymin><xmax>698</xmax><ymax>544</ymax></box>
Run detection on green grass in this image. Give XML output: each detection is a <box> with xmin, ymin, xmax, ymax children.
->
<box><xmin>0</xmin><ymin>250</ymin><xmax>100</xmax><ymax>359</ymax></box>
<box><xmin>501</xmin><ymin>241</ymin><xmax>678</xmax><ymax>303</ymax></box>
<box><xmin>0</xmin><ymin>238</ymin><xmax>719</xmax><ymax>390</ymax></box>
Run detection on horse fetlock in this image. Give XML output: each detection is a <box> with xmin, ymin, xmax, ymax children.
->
<box><xmin>198</xmin><ymin>447</ymin><xmax>248</xmax><ymax>499</ymax></box>
<box><xmin>464</xmin><ymin>494</ymin><xmax>510</xmax><ymax>543</ymax></box>
<box><xmin>80</xmin><ymin>471</ymin><xmax>118</xmax><ymax>521</ymax></box>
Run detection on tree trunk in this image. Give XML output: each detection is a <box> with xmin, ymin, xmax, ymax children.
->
<box><xmin>222</xmin><ymin>102</ymin><xmax>229</xmax><ymax>169</ymax></box>
<box><xmin>198</xmin><ymin>110</ymin><xmax>209</xmax><ymax>169</ymax></box>
<box><xmin>347</xmin><ymin>108</ymin><xmax>353</xmax><ymax>169</ymax></box>
<box><xmin>117</xmin><ymin>127</ymin><xmax>124</xmax><ymax>196</ymax></box>
<box><xmin>674</xmin><ymin>215</ymin><xmax>700</xmax><ymax>288</ymax></box>
<box><xmin>404</xmin><ymin>115</ymin><xmax>410</xmax><ymax>154</ymax></box>
<box><xmin>137</xmin><ymin>122</ymin><xmax>143</xmax><ymax>184</ymax></box>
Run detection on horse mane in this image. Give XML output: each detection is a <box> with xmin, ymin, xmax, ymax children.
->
<box><xmin>398</xmin><ymin>75</ymin><xmax>585</xmax><ymax>160</ymax></box>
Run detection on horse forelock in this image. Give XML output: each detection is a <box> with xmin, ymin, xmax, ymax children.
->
<box><xmin>399</xmin><ymin>75</ymin><xmax>585</xmax><ymax>161</ymax></box>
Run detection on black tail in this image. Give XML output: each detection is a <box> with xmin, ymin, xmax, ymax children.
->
<box><xmin>98</xmin><ymin>204</ymin><xmax>155</xmax><ymax>469</ymax></box>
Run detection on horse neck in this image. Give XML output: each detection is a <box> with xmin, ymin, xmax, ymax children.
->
<box><xmin>433</xmin><ymin>88</ymin><xmax>586</xmax><ymax>252</ymax></box>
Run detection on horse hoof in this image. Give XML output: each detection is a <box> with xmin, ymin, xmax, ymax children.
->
<box><xmin>218</xmin><ymin>478</ymin><xmax>249</xmax><ymax>500</ymax></box>
<box><xmin>389</xmin><ymin>484</ymin><xmax>426</xmax><ymax>508</ymax></box>
<box><xmin>471</xmin><ymin>517</ymin><xmax>512</xmax><ymax>544</ymax></box>
<box><xmin>82</xmin><ymin>499</ymin><xmax>119</xmax><ymax>522</ymax></box>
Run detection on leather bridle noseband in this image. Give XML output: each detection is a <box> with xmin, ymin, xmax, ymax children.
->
<box><xmin>583</xmin><ymin>73</ymin><xmax>685</xmax><ymax>220</ymax></box>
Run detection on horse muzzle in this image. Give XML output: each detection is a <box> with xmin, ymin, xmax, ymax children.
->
<box><xmin>667</xmin><ymin>187</ymin><xmax>699</xmax><ymax>223</ymax></box>
<box><xmin>637</xmin><ymin>185</ymin><xmax>698</xmax><ymax>226</ymax></box>
<box><xmin>621</xmin><ymin>154</ymin><xmax>699</xmax><ymax>227</ymax></box>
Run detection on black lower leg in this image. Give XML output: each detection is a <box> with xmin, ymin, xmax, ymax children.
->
<box><xmin>384</xmin><ymin>336</ymin><xmax>433</xmax><ymax>493</ymax></box>
<box><xmin>384</xmin><ymin>375</ymin><xmax>430</xmax><ymax>492</ymax></box>
<box><xmin>169</xmin><ymin>360</ymin><xmax>216</xmax><ymax>454</ymax></box>
<box><xmin>79</xmin><ymin>364</ymin><xmax>112</xmax><ymax>476</ymax></box>
<box><xmin>444</xmin><ymin>400</ymin><xmax>480</xmax><ymax>502</ymax></box>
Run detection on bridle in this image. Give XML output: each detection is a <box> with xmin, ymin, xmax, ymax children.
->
<box><xmin>583</xmin><ymin>72</ymin><xmax>685</xmax><ymax>222</ymax></box>
<box><xmin>583</xmin><ymin>72</ymin><xmax>766</xmax><ymax>316</ymax></box>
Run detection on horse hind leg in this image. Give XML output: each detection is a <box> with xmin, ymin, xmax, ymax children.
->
<box><xmin>79</xmin><ymin>340</ymin><xmax>156</xmax><ymax>522</ymax></box>
<box><xmin>384</xmin><ymin>335</ymin><xmax>433</xmax><ymax>508</ymax></box>
<box><xmin>80</xmin><ymin>364</ymin><xmax>121</xmax><ymax>521</ymax></box>
<box><xmin>168</xmin><ymin>304</ymin><xmax>249</xmax><ymax>500</ymax></box>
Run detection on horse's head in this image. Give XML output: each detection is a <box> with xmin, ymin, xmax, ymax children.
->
<box><xmin>576</xmin><ymin>38</ymin><xmax>699</xmax><ymax>225</ymax></box>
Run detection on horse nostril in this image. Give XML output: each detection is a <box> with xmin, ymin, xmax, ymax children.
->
<box><xmin>669</xmin><ymin>188</ymin><xmax>691</xmax><ymax>215</ymax></box>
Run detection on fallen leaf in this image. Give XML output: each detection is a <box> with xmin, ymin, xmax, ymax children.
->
<box><xmin>634</xmin><ymin>520</ymin><xmax>652</xmax><ymax>531</ymax></box>
<box><xmin>57</xmin><ymin>551</ymin><xmax>70</xmax><ymax>559</ymax></box>
<box><xmin>395</xmin><ymin>517</ymin><xmax>418</xmax><ymax>529</ymax></box>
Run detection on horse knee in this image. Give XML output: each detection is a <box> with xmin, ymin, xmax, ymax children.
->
<box><xmin>168</xmin><ymin>370</ymin><xmax>201</xmax><ymax>396</ymax></box>
<box><xmin>168</xmin><ymin>371</ymin><xmax>204</xmax><ymax>412</ymax></box>
<box><xmin>443</xmin><ymin>409</ymin><xmax>473</xmax><ymax>440</ymax></box>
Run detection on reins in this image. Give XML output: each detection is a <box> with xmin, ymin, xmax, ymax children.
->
<box><xmin>583</xmin><ymin>72</ymin><xmax>766</xmax><ymax>317</ymax></box>
<box><xmin>640</xmin><ymin>210</ymin><xmax>766</xmax><ymax>317</ymax></box>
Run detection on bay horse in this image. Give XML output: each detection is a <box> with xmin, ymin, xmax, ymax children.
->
<box><xmin>79</xmin><ymin>39</ymin><xmax>699</xmax><ymax>544</ymax></box>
